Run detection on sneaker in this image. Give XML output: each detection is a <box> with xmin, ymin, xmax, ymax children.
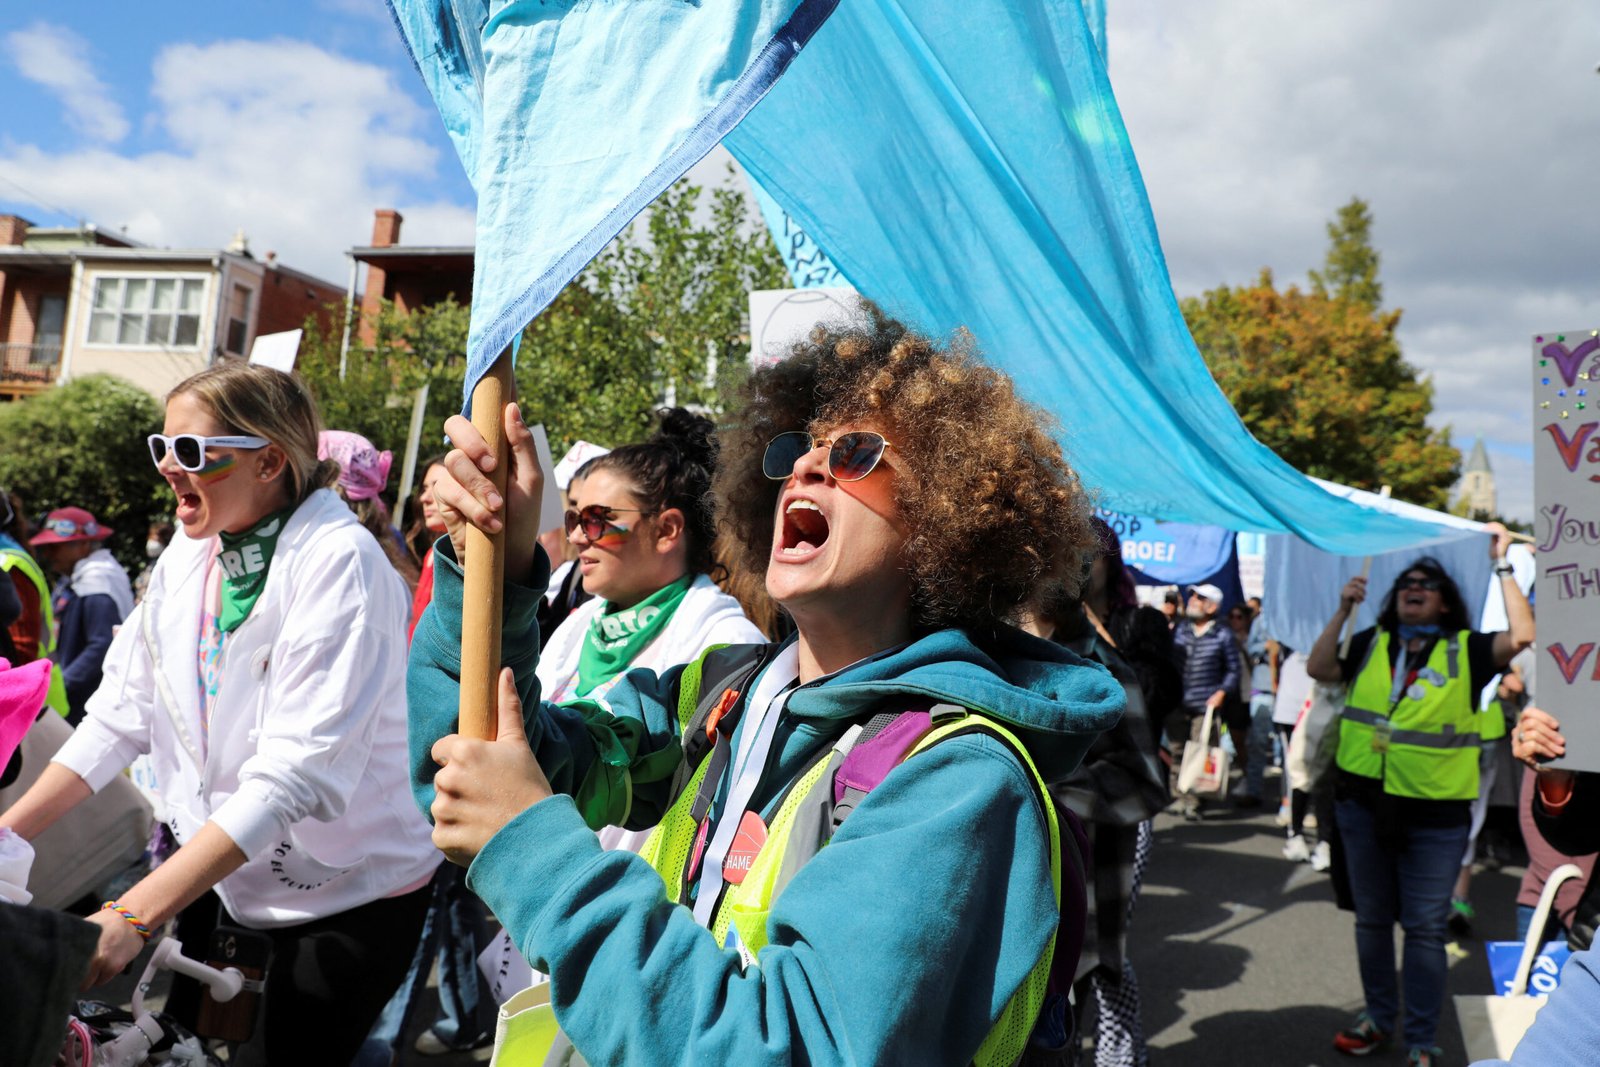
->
<box><xmin>1333</xmin><ymin>1013</ymin><xmax>1390</xmax><ymax>1056</ymax></box>
<box><xmin>1275</xmin><ymin>799</ymin><xmax>1292</xmax><ymax>828</ymax></box>
<box><xmin>415</xmin><ymin>1030</ymin><xmax>453</xmax><ymax>1056</ymax></box>
<box><xmin>1448</xmin><ymin>897</ymin><xmax>1475</xmax><ymax>937</ymax></box>
<box><xmin>1182</xmin><ymin>806</ymin><xmax>1203</xmax><ymax>823</ymax></box>
<box><xmin>1407</xmin><ymin>1046</ymin><xmax>1441</xmax><ymax>1067</ymax></box>
<box><xmin>1311</xmin><ymin>840</ymin><xmax>1332</xmax><ymax>872</ymax></box>
<box><xmin>1283</xmin><ymin>834</ymin><xmax>1311</xmax><ymax>862</ymax></box>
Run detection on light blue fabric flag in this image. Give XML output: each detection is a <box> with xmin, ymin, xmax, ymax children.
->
<box><xmin>387</xmin><ymin>0</ymin><xmax>839</xmax><ymax>404</ymax></box>
<box><xmin>1084</xmin><ymin>0</ymin><xmax>1108</xmax><ymax>61</ymax></box>
<box><xmin>724</xmin><ymin>0</ymin><xmax>1445</xmax><ymax>553</ymax></box>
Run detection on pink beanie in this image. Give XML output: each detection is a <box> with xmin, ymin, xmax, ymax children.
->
<box><xmin>317</xmin><ymin>430</ymin><xmax>393</xmax><ymax>503</ymax></box>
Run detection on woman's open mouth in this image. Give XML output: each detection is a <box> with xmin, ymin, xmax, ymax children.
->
<box><xmin>778</xmin><ymin>498</ymin><xmax>830</xmax><ymax>558</ymax></box>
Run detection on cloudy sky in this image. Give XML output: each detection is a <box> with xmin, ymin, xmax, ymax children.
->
<box><xmin>2</xmin><ymin>2</ymin><xmax>1595</xmax><ymax>520</ymax></box>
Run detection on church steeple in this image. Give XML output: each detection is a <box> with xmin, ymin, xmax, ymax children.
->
<box><xmin>1458</xmin><ymin>436</ymin><xmax>1496</xmax><ymax>516</ymax></box>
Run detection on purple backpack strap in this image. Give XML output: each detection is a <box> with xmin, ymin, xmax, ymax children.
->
<box><xmin>831</xmin><ymin>709</ymin><xmax>933</xmax><ymax>829</ymax></box>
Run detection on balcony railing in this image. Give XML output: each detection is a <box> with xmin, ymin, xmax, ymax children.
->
<box><xmin>0</xmin><ymin>342</ymin><xmax>63</xmax><ymax>385</ymax></box>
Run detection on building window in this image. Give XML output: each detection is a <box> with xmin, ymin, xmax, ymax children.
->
<box><xmin>86</xmin><ymin>276</ymin><xmax>205</xmax><ymax>348</ymax></box>
<box><xmin>225</xmin><ymin>283</ymin><xmax>252</xmax><ymax>355</ymax></box>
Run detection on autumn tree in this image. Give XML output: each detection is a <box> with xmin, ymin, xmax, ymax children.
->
<box><xmin>1183</xmin><ymin>200</ymin><xmax>1460</xmax><ymax>509</ymax></box>
<box><xmin>300</xmin><ymin>170</ymin><xmax>786</xmax><ymax>461</ymax></box>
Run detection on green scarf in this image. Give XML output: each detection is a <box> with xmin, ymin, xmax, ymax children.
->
<box><xmin>217</xmin><ymin>507</ymin><xmax>293</xmax><ymax>633</ymax></box>
<box><xmin>574</xmin><ymin>575</ymin><xmax>693</xmax><ymax>698</ymax></box>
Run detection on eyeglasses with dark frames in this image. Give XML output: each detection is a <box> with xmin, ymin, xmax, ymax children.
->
<box><xmin>563</xmin><ymin>504</ymin><xmax>653</xmax><ymax>544</ymax></box>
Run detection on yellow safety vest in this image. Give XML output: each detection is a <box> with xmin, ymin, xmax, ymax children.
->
<box><xmin>1336</xmin><ymin>629</ymin><xmax>1481</xmax><ymax>801</ymax></box>
<box><xmin>0</xmin><ymin>547</ymin><xmax>69</xmax><ymax>717</ymax></box>
<box><xmin>638</xmin><ymin>695</ymin><xmax>1060</xmax><ymax>1067</ymax></box>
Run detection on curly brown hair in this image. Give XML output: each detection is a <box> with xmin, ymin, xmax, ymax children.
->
<box><xmin>715</xmin><ymin>304</ymin><xmax>1095</xmax><ymax>634</ymax></box>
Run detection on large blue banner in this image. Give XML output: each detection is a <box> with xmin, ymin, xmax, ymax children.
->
<box><xmin>392</xmin><ymin>0</ymin><xmax>1453</xmax><ymax>554</ymax></box>
<box><xmin>1098</xmin><ymin>509</ymin><xmax>1235</xmax><ymax>586</ymax></box>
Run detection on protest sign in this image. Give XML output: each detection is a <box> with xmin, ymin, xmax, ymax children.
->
<box><xmin>1096</xmin><ymin>508</ymin><xmax>1236</xmax><ymax>587</ymax></box>
<box><xmin>1532</xmin><ymin>327</ymin><xmax>1600</xmax><ymax>772</ymax></box>
<box><xmin>247</xmin><ymin>329</ymin><xmax>301</xmax><ymax>372</ymax></box>
<box><xmin>748</xmin><ymin>288</ymin><xmax>858</xmax><ymax>367</ymax></box>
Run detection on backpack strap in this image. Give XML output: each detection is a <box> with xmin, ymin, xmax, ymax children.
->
<box><xmin>667</xmin><ymin>643</ymin><xmax>774</xmax><ymax>798</ymax></box>
<box><xmin>821</xmin><ymin>705</ymin><xmax>1082</xmax><ymax>1067</ymax></box>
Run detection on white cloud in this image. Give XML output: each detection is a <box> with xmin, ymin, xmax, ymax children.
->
<box><xmin>0</xmin><ymin>35</ymin><xmax>474</xmax><ymax>283</ymax></box>
<box><xmin>5</xmin><ymin>21</ymin><xmax>129</xmax><ymax>143</ymax></box>
<box><xmin>1108</xmin><ymin>0</ymin><xmax>1600</xmax><ymax>524</ymax></box>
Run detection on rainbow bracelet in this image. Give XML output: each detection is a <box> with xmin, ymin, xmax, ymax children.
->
<box><xmin>100</xmin><ymin>901</ymin><xmax>153</xmax><ymax>942</ymax></box>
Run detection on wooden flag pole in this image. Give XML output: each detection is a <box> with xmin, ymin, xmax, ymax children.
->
<box><xmin>459</xmin><ymin>351</ymin><xmax>516</xmax><ymax>740</ymax></box>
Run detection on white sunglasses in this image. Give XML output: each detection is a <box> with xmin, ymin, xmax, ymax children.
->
<box><xmin>148</xmin><ymin>433</ymin><xmax>269</xmax><ymax>472</ymax></box>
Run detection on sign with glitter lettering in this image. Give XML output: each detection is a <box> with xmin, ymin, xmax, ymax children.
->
<box><xmin>1533</xmin><ymin>327</ymin><xmax>1600</xmax><ymax>771</ymax></box>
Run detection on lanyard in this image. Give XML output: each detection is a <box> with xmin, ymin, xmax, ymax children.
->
<box><xmin>1388</xmin><ymin>645</ymin><xmax>1416</xmax><ymax>709</ymax></box>
<box><xmin>692</xmin><ymin>644</ymin><xmax>800</xmax><ymax>927</ymax></box>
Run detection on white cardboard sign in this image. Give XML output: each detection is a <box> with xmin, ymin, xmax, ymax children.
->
<box><xmin>247</xmin><ymin>329</ymin><xmax>302</xmax><ymax>372</ymax></box>
<box><xmin>1532</xmin><ymin>326</ymin><xmax>1600</xmax><ymax>772</ymax></box>
<box><xmin>748</xmin><ymin>288</ymin><xmax>857</xmax><ymax>367</ymax></box>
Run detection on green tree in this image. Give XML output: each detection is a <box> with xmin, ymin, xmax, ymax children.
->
<box><xmin>1309</xmin><ymin>196</ymin><xmax>1382</xmax><ymax>310</ymax></box>
<box><xmin>298</xmin><ymin>297</ymin><xmax>472</xmax><ymax>459</ymax></box>
<box><xmin>0</xmin><ymin>374</ymin><xmax>170</xmax><ymax>573</ymax></box>
<box><xmin>300</xmin><ymin>170</ymin><xmax>787</xmax><ymax>461</ymax></box>
<box><xmin>1183</xmin><ymin>202</ymin><xmax>1460</xmax><ymax>509</ymax></box>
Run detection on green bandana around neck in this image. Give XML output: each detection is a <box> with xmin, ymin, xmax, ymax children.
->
<box><xmin>574</xmin><ymin>575</ymin><xmax>693</xmax><ymax>698</ymax></box>
<box><xmin>216</xmin><ymin>506</ymin><xmax>293</xmax><ymax>633</ymax></box>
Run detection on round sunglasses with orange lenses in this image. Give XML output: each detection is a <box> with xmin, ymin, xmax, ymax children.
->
<box><xmin>762</xmin><ymin>431</ymin><xmax>894</xmax><ymax>482</ymax></box>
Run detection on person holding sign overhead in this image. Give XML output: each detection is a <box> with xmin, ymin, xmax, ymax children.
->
<box><xmin>0</xmin><ymin>362</ymin><xmax>438</xmax><ymax>1065</ymax></box>
<box><xmin>1307</xmin><ymin>524</ymin><xmax>1533</xmax><ymax>1067</ymax></box>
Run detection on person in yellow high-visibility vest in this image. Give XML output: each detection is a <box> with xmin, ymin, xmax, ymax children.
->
<box><xmin>1307</xmin><ymin>525</ymin><xmax>1532</xmax><ymax>1067</ymax></box>
<box><xmin>0</xmin><ymin>488</ymin><xmax>69</xmax><ymax>718</ymax></box>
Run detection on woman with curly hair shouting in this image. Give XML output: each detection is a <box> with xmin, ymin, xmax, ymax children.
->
<box><xmin>408</xmin><ymin>305</ymin><xmax>1123</xmax><ymax>1065</ymax></box>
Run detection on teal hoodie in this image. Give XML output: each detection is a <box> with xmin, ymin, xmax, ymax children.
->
<box><xmin>409</xmin><ymin>543</ymin><xmax>1124</xmax><ymax>1065</ymax></box>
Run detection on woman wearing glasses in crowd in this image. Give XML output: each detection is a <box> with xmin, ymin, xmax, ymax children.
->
<box><xmin>1307</xmin><ymin>540</ymin><xmax>1532</xmax><ymax>1067</ymax></box>
<box><xmin>409</xmin><ymin>309</ymin><xmax>1122</xmax><ymax>1064</ymax></box>
<box><xmin>0</xmin><ymin>361</ymin><xmax>438</xmax><ymax>1065</ymax></box>
<box><xmin>520</xmin><ymin>407</ymin><xmax>763</xmax><ymax>715</ymax></box>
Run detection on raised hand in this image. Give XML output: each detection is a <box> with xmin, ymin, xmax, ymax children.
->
<box><xmin>1339</xmin><ymin>575</ymin><xmax>1367</xmax><ymax>613</ymax></box>
<box><xmin>429</xmin><ymin>668</ymin><xmax>553</xmax><ymax>866</ymax></box>
<box><xmin>432</xmin><ymin>403</ymin><xmax>546</xmax><ymax>585</ymax></box>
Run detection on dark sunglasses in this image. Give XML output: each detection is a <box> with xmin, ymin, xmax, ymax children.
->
<box><xmin>148</xmin><ymin>432</ymin><xmax>268</xmax><ymax>472</ymax></box>
<box><xmin>762</xmin><ymin>431</ymin><xmax>895</xmax><ymax>483</ymax></box>
<box><xmin>562</xmin><ymin>504</ymin><xmax>651</xmax><ymax>543</ymax></box>
<box><xmin>1397</xmin><ymin>576</ymin><xmax>1442</xmax><ymax>592</ymax></box>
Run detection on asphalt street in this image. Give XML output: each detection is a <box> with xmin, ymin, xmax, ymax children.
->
<box><xmin>1131</xmin><ymin>799</ymin><xmax>1525</xmax><ymax>1067</ymax></box>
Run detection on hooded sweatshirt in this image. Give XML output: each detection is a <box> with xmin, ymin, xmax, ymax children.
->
<box><xmin>409</xmin><ymin>545</ymin><xmax>1124</xmax><ymax>1065</ymax></box>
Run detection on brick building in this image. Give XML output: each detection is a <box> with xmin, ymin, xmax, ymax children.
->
<box><xmin>0</xmin><ymin>214</ymin><xmax>344</xmax><ymax>401</ymax></box>
<box><xmin>347</xmin><ymin>209</ymin><xmax>473</xmax><ymax>349</ymax></box>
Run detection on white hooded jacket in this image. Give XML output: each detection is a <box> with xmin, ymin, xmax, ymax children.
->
<box><xmin>53</xmin><ymin>489</ymin><xmax>437</xmax><ymax>927</ymax></box>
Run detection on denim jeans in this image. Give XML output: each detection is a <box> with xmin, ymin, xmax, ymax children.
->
<box><xmin>1336</xmin><ymin>794</ymin><xmax>1470</xmax><ymax>1051</ymax></box>
<box><xmin>352</xmin><ymin>863</ymin><xmax>494</xmax><ymax>1065</ymax></box>
<box><xmin>1242</xmin><ymin>693</ymin><xmax>1276</xmax><ymax>798</ymax></box>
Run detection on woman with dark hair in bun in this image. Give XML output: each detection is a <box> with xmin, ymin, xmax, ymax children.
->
<box><xmin>531</xmin><ymin>407</ymin><xmax>763</xmax><ymax>710</ymax></box>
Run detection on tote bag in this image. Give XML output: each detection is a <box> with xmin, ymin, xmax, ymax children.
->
<box><xmin>1176</xmin><ymin>705</ymin><xmax>1230</xmax><ymax>796</ymax></box>
<box><xmin>1455</xmin><ymin>862</ymin><xmax>1584</xmax><ymax>1061</ymax></box>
